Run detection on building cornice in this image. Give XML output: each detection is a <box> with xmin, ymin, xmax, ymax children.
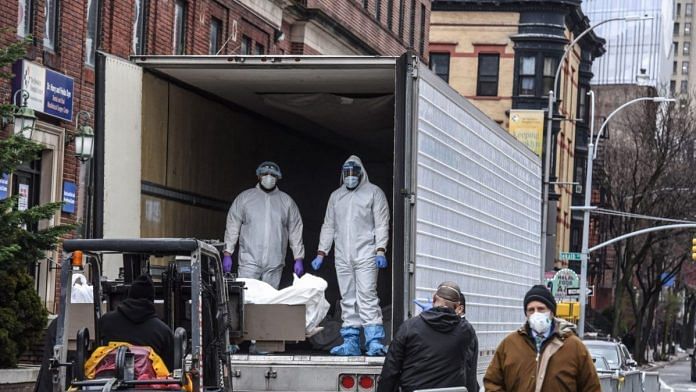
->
<box><xmin>432</xmin><ymin>0</ymin><xmax>582</xmax><ymax>12</ymax></box>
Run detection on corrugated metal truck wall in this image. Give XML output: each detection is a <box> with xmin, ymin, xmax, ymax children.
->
<box><xmin>412</xmin><ymin>67</ymin><xmax>542</xmax><ymax>369</ymax></box>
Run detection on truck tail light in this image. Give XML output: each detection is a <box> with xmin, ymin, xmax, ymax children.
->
<box><xmin>358</xmin><ymin>375</ymin><xmax>375</xmax><ymax>390</ymax></box>
<box><xmin>339</xmin><ymin>374</ymin><xmax>356</xmax><ymax>391</ymax></box>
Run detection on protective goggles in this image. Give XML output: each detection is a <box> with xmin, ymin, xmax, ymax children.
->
<box><xmin>342</xmin><ymin>163</ymin><xmax>362</xmax><ymax>178</ymax></box>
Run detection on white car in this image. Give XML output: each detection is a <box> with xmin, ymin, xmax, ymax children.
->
<box><xmin>583</xmin><ymin>340</ymin><xmax>638</xmax><ymax>372</ymax></box>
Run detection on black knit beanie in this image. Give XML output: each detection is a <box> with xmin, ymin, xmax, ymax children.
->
<box><xmin>128</xmin><ymin>274</ymin><xmax>155</xmax><ymax>301</ymax></box>
<box><xmin>523</xmin><ymin>284</ymin><xmax>556</xmax><ymax>314</ymax></box>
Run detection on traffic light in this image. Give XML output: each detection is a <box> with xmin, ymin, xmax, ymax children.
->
<box><xmin>692</xmin><ymin>238</ymin><xmax>696</xmax><ymax>261</ymax></box>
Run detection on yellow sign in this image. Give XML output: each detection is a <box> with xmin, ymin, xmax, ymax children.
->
<box><xmin>509</xmin><ymin>110</ymin><xmax>544</xmax><ymax>156</ymax></box>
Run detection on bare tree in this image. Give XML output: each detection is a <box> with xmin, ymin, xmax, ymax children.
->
<box><xmin>597</xmin><ymin>94</ymin><xmax>696</xmax><ymax>363</ymax></box>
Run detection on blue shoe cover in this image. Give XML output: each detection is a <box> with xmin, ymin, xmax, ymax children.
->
<box><xmin>364</xmin><ymin>324</ymin><xmax>386</xmax><ymax>356</ymax></box>
<box><xmin>330</xmin><ymin>327</ymin><xmax>362</xmax><ymax>356</ymax></box>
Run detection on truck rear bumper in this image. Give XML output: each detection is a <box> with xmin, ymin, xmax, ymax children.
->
<box><xmin>229</xmin><ymin>354</ymin><xmax>384</xmax><ymax>391</ymax></box>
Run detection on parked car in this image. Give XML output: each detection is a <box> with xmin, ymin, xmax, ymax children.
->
<box><xmin>619</xmin><ymin>343</ymin><xmax>638</xmax><ymax>370</ymax></box>
<box><xmin>583</xmin><ymin>340</ymin><xmax>638</xmax><ymax>372</ymax></box>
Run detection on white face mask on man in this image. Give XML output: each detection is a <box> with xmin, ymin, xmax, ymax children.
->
<box><xmin>260</xmin><ymin>175</ymin><xmax>277</xmax><ymax>190</ymax></box>
<box><xmin>528</xmin><ymin>311</ymin><xmax>552</xmax><ymax>334</ymax></box>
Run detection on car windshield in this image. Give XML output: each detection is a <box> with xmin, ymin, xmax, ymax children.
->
<box><xmin>593</xmin><ymin>356</ymin><xmax>610</xmax><ymax>371</ymax></box>
<box><xmin>586</xmin><ymin>344</ymin><xmax>620</xmax><ymax>368</ymax></box>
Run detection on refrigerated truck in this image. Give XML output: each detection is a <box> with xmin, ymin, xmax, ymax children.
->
<box><xmin>94</xmin><ymin>52</ymin><xmax>542</xmax><ymax>391</ymax></box>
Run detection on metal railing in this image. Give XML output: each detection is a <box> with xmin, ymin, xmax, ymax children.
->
<box><xmin>598</xmin><ymin>371</ymin><xmax>660</xmax><ymax>392</ymax></box>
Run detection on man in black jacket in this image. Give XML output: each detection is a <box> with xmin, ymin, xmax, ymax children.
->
<box><xmin>457</xmin><ymin>292</ymin><xmax>479</xmax><ymax>392</ymax></box>
<box><xmin>99</xmin><ymin>274</ymin><xmax>174</xmax><ymax>370</ymax></box>
<box><xmin>377</xmin><ymin>282</ymin><xmax>469</xmax><ymax>392</ymax></box>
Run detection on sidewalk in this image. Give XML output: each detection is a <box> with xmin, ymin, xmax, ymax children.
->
<box><xmin>640</xmin><ymin>352</ymin><xmax>690</xmax><ymax>371</ymax></box>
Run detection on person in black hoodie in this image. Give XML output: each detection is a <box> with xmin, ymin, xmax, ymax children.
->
<box><xmin>99</xmin><ymin>274</ymin><xmax>174</xmax><ymax>370</ymax></box>
<box><xmin>377</xmin><ymin>282</ymin><xmax>469</xmax><ymax>392</ymax></box>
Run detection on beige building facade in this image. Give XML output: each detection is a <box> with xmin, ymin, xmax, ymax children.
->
<box><xmin>430</xmin><ymin>1</ymin><xmax>605</xmax><ymax>271</ymax></box>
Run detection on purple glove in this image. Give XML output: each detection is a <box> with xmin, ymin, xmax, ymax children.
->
<box><xmin>223</xmin><ymin>254</ymin><xmax>233</xmax><ymax>273</ymax></box>
<box><xmin>294</xmin><ymin>259</ymin><xmax>304</xmax><ymax>277</ymax></box>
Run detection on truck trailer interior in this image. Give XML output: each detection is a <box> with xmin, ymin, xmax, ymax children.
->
<box><xmin>134</xmin><ymin>57</ymin><xmax>400</xmax><ymax>344</ymax></box>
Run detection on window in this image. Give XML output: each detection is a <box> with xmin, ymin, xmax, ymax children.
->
<box><xmin>574</xmin><ymin>158</ymin><xmax>585</xmax><ymax>190</ymax></box>
<box><xmin>674</xmin><ymin>61</ymin><xmax>679</xmax><ymax>74</ymax></box>
<box><xmin>429</xmin><ymin>52</ymin><xmax>450</xmax><ymax>82</ymax></box>
<box><xmin>17</xmin><ymin>0</ymin><xmax>33</xmax><ymax>37</ymax></box>
<box><xmin>133</xmin><ymin>0</ymin><xmax>148</xmax><ymax>55</ymax></box>
<box><xmin>254</xmin><ymin>42</ymin><xmax>265</xmax><ymax>55</ymax></box>
<box><xmin>519</xmin><ymin>56</ymin><xmax>536</xmax><ymax>95</ymax></box>
<box><xmin>476</xmin><ymin>54</ymin><xmax>499</xmax><ymax>96</ymax></box>
<box><xmin>43</xmin><ymin>0</ymin><xmax>59</xmax><ymax>51</ymax></box>
<box><xmin>675</xmin><ymin>23</ymin><xmax>681</xmax><ymax>35</ymax></box>
<box><xmin>683</xmin><ymin>61</ymin><xmax>690</xmax><ymax>75</ymax></box>
<box><xmin>376</xmin><ymin>0</ymin><xmax>382</xmax><ymax>21</ymax></box>
<box><xmin>687</xmin><ymin>3</ymin><xmax>693</xmax><ymax>16</ymax></box>
<box><xmin>419</xmin><ymin>4</ymin><xmax>426</xmax><ymax>54</ymax></box>
<box><xmin>686</xmin><ymin>23</ymin><xmax>692</xmax><ymax>35</ymax></box>
<box><xmin>364</xmin><ymin>0</ymin><xmax>369</xmax><ymax>9</ymax></box>
<box><xmin>387</xmin><ymin>0</ymin><xmax>394</xmax><ymax>30</ymax></box>
<box><xmin>241</xmin><ymin>35</ymin><xmax>251</xmax><ymax>55</ymax></box>
<box><xmin>409</xmin><ymin>0</ymin><xmax>416</xmax><ymax>48</ymax></box>
<box><xmin>674</xmin><ymin>41</ymin><xmax>679</xmax><ymax>55</ymax></box>
<box><xmin>173</xmin><ymin>0</ymin><xmax>186</xmax><ymax>55</ymax></box>
<box><xmin>678</xmin><ymin>3</ymin><xmax>682</xmax><ymax>16</ymax></box>
<box><xmin>85</xmin><ymin>0</ymin><xmax>97</xmax><ymax>65</ymax></box>
<box><xmin>209</xmin><ymin>17</ymin><xmax>221</xmax><ymax>55</ymax></box>
<box><xmin>685</xmin><ymin>42</ymin><xmax>691</xmax><ymax>55</ymax></box>
<box><xmin>543</xmin><ymin>57</ymin><xmax>557</xmax><ymax>95</ymax></box>
<box><xmin>398</xmin><ymin>0</ymin><xmax>405</xmax><ymax>39</ymax></box>
<box><xmin>578</xmin><ymin>86</ymin><xmax>587</xmax><ymax>120</ymax></box>
<box><xmin>671</xmin><ymin>80</ymin><xmax>677</xmax><ymax>94</ymax></box>
<box><xmin>682</xmin><ymin>80</ymin><xmax>689</xmax><ymax>93</ymax></box>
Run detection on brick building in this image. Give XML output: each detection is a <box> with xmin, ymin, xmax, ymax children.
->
<box><xmin>429</xmin><ymin>0</ymin><xmax>605</xmax><ymax>272</ymax></box>
<box><xmin>0</xmin><ymin>0</ymin><xmax>431</xmax><ymax>314</ymax></box>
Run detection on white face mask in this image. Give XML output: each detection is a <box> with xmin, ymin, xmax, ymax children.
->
<box><xmin>344</xmin><ymin>176</ymin><xmax>360</xmax><ymax>189</ymax></box>
<box><xmin>260</xmin><ymin>175</ymin><xmax>277</xmax><ymax>190</ymax></box>
<box><xmin>528</xmin><ymin>311</ymin><xmax>552</xmax><ymax>334</ymax></box>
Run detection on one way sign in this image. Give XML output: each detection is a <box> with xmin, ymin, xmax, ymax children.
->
<box><xmin>566</xmin><ymin>286</ymin><xmax>594</xmax><ymax>297</ymax></box>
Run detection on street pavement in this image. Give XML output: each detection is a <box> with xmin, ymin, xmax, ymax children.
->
<box><xmin>659</xmin><ymin>355</ymin><xmax>694</xmax><ymax>392</ymax></box>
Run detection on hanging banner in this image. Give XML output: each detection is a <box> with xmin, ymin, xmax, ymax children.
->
<box><xmin>509</xmin><ymin>109</ymin><xmax>544</xmax><ymax>156</ymax></box>
<box><xmin>0</xmin><ymin>174</ymin><xmax>8</xmax><ymax>200</ymax></box>
<box><xmin>62</xmin><ymin>181</ymin><xmax>77</xmax><ymax>214</ymax></box>
<box><xmin>12</xmin><ymin>60</ymin><xmax>74</xmax><ymax>122</ymax></box>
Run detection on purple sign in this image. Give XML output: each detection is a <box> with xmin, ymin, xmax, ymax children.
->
<box><xmin>13</xmin><ymin>60</ymin><xmax>74</xmax><ymax>122</ymax></box>
<box><xmin>62</xmin><ymin>181</ymin><xmax>77</xmax><ymax>214</ymax></box>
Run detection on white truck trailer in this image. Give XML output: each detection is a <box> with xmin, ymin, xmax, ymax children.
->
<box><xmin>94</xmin><ymin>53</ymin><xmax>541</xmax><ymax>391</ymax></box>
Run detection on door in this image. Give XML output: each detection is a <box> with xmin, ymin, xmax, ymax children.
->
<box><xmin>12</xmin><ymin>158</ymin><xmax>42</xmax><ymax>285</ymax></box>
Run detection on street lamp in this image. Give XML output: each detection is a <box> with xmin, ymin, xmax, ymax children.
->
<box><xmin>10</xmin><ymin>89</ymin><xmax>37</xmax><ymax>139</ymax></box>
<box><xmin>576</xmin><ymin>94</ymin><xmax>675</xmax><ymax>337</ymax></box>
<box><xmin>541</xmin><ymin>14</ymin><xmax>653</xmax><ymax>279</ymax></box>
<box><xmin>74</xmin><ymin>111</ymin><xmax>95</xmax><ymax>162</ymax></box>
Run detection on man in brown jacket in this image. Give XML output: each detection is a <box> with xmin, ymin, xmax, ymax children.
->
<box><xmin>484</xmin><ymin>285</ymin><xmax>600</xmax><ymax>392</ymax></box>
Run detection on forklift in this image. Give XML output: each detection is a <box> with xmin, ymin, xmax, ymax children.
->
<box><xmin>51</xmin><ymin>238</ymin><xmax>245</xmax><ymax>391</ymax></box>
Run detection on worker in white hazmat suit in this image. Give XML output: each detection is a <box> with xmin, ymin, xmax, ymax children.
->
<box><xmin>311</xmin><ymin>155</ymin><xmax>390</xmax><ymax>356</ymax></box>
<box><xmin>223</xmin><ymin>161</ymin><xmax>305</xmax><ymax>289</ymax></box>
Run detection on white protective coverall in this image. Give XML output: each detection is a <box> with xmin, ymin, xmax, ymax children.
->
<box><xmin>224</xmin><ymin>184</ymin><xmax>305</xmax><ymax>288</ymax></box>
<box><xmin>318</xmin><ymin>155</ymin><xmax>390</xmax><ymax>327</ymax></box>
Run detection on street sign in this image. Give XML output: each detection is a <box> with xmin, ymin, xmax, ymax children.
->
<box><xmin>559</xmin><ymin>252</ymin><xmax>582</xmax><ymax>261</ymax></box>
<box><xmin>551</xmin><ymin>268</ymin><xmax>580</xmax><ymax>301</ymax></box>
<box><xmin>566</xmin><ymin>285</ymin><xmax>594</xmax><ymax>297</ymax></box>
